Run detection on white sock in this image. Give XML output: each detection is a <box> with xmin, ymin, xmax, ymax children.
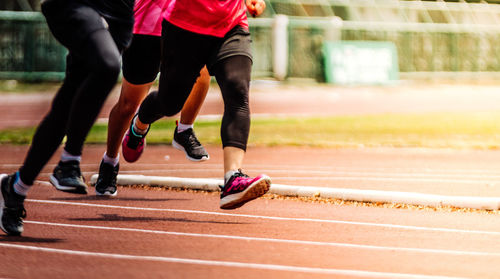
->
<box><xmin>61</xmin><ymin>149</ymin><xmax>81</xmax><ymax>162</ymax></box>
<box><xmin>103</xmin><ymin>152</ymin><xmax>119</xmax><ymax>167</ymax></box>
<box><xmin>132</xmin><ymin>115</ymin><xmax>148</xmax><ymax>136</ymax></box>
<box><xmin>224</xmin><ymin>169</ymin><xmax>239</xmax><ymax>185</ymax></box>
<box><xmin>13</xmin><ymin>172</ymin><xmax>31</xmax><ymax>196</ymax></box>
<box><xmin>177</xmin><ymin>122</ymin><xmax>194</xmax><ymax>133</ymax></box>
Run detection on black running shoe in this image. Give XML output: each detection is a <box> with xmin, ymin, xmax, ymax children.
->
<box><xmin>50</xmin><ymin>160</ymin><xmax>87</xmax><ymax>194</ymax></box>
<box><xmin>95</xmin><ymin>160</ymin><xmax>119</xmax><ymax>197</ymax></box>
<box><xmin>0</xmin><ymin>174</ymin><xmax>26</xmax><ymax>236</ymax></box>
<box><xmin>172</xmin><ymin>125</ymin><xmax>209</xmax><ymax>162</ymax></box>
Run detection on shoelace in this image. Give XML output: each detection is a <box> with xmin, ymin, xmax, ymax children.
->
<box><xmin>127</xmin><ymin>132</ymin><xmax>144</xmax><ymax>149</ymax></box>
<box><xmin>187</xmin><ymin>133</ymin><xmax>202</xmax><ymax>148</ymax></box>
<box><xmin>101</xmin><ymin>173</ymin><xmax>116</xmax><ymax>185</ymax></box>
<box><xmin>61</xmin><ymin>165</ymin><xmax>82</xmax><ymax>179</ymax></box>
<box><xmin>226</xmin><ymin>171</ymin><xmax>251</xmax><ymax>191</ymax></box>
<box><xmin>99</xmin><ymin>165</ymin><xmax>117</xmax><ymax>187</ymax></box>
<box><xmin>232</xmin><ymin>171</ymin><xmax>249</xmax><ymax>179</ymax></box>
<box><xmin>219</xmin><ymin>170</ymin><xmax>249</xmax><ymax>192</ymax></box>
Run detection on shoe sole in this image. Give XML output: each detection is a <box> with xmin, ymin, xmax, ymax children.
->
<box><xmin>95</xmin><ymin>188</ymin><xmax>118</xmax><ymax>197</ymax></box>
<box><xmin>172</xmin><ymin>139</ymin><xmax>209</xmax><ymax>162</ymax></box>
<box><xmin>0</xmin><ymin>174</ymin><xmax>21</xmax><ymax>236</ymax></box>
<box><xmin>220</xmin><ymin>175</ymin><xmax>271</xmax><ymax>210</ymax></box>
<box><xmin>49</xmin><ymin>175</ymin><xmax>88</xmax><ymax>194</ymax></box>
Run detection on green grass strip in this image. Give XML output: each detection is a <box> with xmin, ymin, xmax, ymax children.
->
<box><xmin>3</xmin><ymin>112</ymin><xmax>500</xmax><ymax>149</ymax></box>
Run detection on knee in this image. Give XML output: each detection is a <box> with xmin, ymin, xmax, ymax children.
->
<box><xmin>117</xmin><ymin>98</ymin><xmax>141</xmax><ymax>118</ymax></box>
<box><xmin>157</xmin><ymin>86</ymin><xmax>190</xmax><ymax>117</ymax></box>
<box><xmin>224</xmin><ymin>73</ymin><xmax>249</xmax><ymax>105</ymax></box>
<box><xmin>224</xmin><ymin>86</ymin><xmax>249</xmax><ymax>114</ymax></box>
<box><xmin>97</xmin><ymin>56</ymin><xmax>121</xmax><ymax>80</ymax></box>
<box><xmin>160</xmin><ymin>99</ymin><xmax>184</xmax><ymax>117</ymax></box>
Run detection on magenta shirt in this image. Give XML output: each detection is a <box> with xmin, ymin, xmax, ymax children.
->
<box><xmin>133</xmin><ymin>0</ymin><xmax>170</xmax><ymax>36</ymax></box>
<box><xmin>163</xmin><ymin>0</ymin><xmax>249</xmax><ymax>38</ymax></box>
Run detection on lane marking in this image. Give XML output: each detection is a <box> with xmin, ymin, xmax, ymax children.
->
<box><xmin>26</xmin><ymin>199</ymin><xmax>500</xmax><ymax>236</ymax></box>
<box><xmin>25</xmin><ymin>220</ymin><xmax>500</xmax><ymax>257</ymax></box>
<box><xmin>0</xmin><ymin>242</ymin><xmax>467</xmax><ymax>279</ymax></box>
<box><xmin>6</xmin><ymin>163</ymin><xmax>500</xmax><ymax>186</ymax></box>
<box><xmin>4</xmin><ymin>162</ymin><xmax>500</xmax><ymax>176</ymax></box>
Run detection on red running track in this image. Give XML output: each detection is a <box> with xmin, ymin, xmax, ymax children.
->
<box><xmin>2</xmin><ymin>145</ymin><xmax>500</xmax><ymax>278</ymax></box>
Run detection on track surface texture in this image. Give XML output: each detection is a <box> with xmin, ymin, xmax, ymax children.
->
<box><xmin>2</xmin><ymin>82</ymin><xmax>500</xmax><ymax>278</ymax></box>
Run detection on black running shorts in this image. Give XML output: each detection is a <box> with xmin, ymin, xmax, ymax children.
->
<box><xmin>207</xmin><ymin>25</ymin><xmax>253</xmax><ymax>74</ymax></box>
<box><xmin>122</xmin><ymin>34</ymin><xmax>161</xmax><ymax>85</ymax></box>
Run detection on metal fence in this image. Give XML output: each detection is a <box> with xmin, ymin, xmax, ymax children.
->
<box><xmin>255</xmin><ymin>0</ymin><xmax>500</xmax><ymax>80</ymax></box>
<box><xmin>248</xmin><ymin>15</ymin><xmax>500</xmax><ymax>81</ymax></box>
<box><xmin>0</xmin><ymin>11</ymin><xmax>66</xmax><ymax>81</ymax></box>
<box><xmin>4</xmin><ymin>0</ymin><xmax>500</xmax><ymax>82</ymax></box>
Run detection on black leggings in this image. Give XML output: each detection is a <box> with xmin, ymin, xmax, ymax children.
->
<box><xmin>19</xmin><ymin>24</ymin><xmax>123</xmax><ymax>185</ymax></box>
<box><xmin>138</xmin><ymin>55</ymin><xmax>252</xmax><ymax>151</ymax></box>
<box><xmin>138</xmin><ymin>22</ymin><xmax>252</xmax><ymax>151</ymax></box>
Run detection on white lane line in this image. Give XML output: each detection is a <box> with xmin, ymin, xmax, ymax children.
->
<box><xmin>26</xmin><ymin>199</ymin><xmax>500</xmax><ymax>236</ymax></box>
<box><xmin>0</xmin><ymin>242</ymin><xmax>467</xmax><ymax>279</ymax></box>
<box><xmin>7</xmin><ymin>166</ymin><xmax>500</xmax><ymax>185</ymax></box>
<box><xmin>25</xmin><ymin>220</ymin><xmax>500</xmax><ymax>257</ymax></box>
<box><xmin>4</xmin><ymin>162</ymin><xmax>500</xmax><ymax>176</ymax></box>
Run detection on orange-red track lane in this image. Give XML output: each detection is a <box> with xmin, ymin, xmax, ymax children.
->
<box><xmin>2</xmin><ymin>145</ymin><xmax>500</xmax><ymax>278</ymax></box>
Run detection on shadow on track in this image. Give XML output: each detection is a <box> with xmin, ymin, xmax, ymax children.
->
<box><xmin>50</xmin><ymin>196</ymin><xmax>187</xmax><ymax>202</ymax></box>
<box><xmin>0</xmin><ymin>236</ymin><xmax>63</xmax><ymax>243</ymax></box>
<box><xmin>68</xmin><ymin>213</ymin><xmax>247</xmax><ymax>224</ymax></box>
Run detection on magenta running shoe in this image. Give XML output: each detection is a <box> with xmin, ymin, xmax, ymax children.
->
<box><xmin>122</xmin><ymin>116</ymin><xmax>149</xmax><ymax>163</ymax></box>
<box><xmin>220</xmin><ymin>170</ymin><xmax>271</xmax><ymax>210</ymax></box>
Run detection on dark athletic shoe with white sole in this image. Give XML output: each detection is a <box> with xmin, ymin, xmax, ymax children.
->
<box><xmin>219</xmin><ymin>170</ymin><xmax>271</xmax><ymax>210</ymax></box>
<box><xmin>172</xmin><ymin>125</ymin><xmax>209</xmax><ymax>162</ymax></box>
<box><xmin>95</xmin><ymin>160</ymin><xmax>119</xmax><ymax>197</ymax></box>
<box><xmin>0</xmin><ymin>173</ymin><xmax>26</xmax><ymax>236</ymax></box>
<box><xmin>50</xmin><ymin>160</ymin><xmax>88</xmax><ymax>194</ymax></box>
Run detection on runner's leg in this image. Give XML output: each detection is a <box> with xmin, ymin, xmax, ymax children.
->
<box><xmin>179</xmin><ymin>66</ymin><xmax>210</xmax><ymax>125</ymax></box>
<box><xmin>173</xmin><ymin>66</ymin><xmax>211</xmax><ymax>161</ymax></box>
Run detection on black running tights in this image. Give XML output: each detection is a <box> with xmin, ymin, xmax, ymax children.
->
<box><xmin>138</xmin><ymin>55</ymin><xmax>252</xmax><ymax>151</ymax></box>
<box><xmin>19</xmin><ymin>29</ymin><xmax>121</xmax><ymax>185</ymax></box>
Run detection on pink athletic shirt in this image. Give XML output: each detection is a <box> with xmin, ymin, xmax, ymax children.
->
<box><xmin>133</xmin><ymin>0</ymin><xmax>169</xmax><ymax>36</ymax></box>
<box><xmin>163</xmin><ymin>0</ymin><xmax>249</xmax><ymax>38</ymax></box>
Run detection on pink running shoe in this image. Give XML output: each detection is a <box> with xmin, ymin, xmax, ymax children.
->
<box><xmin>122</xmin><ymin>116</ymin><xmax>149</xmax><ymax>163</ymax></box>
<box><xmin>220</xmin><ymin>170</ymin><xmax>271</xmax><ymax>210</ymax></box>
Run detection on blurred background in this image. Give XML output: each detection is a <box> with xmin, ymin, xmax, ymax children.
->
<box><xmin>4</xmin><ymin>0</ymin><xmax>500</xmax><ymax>84</ymax></box>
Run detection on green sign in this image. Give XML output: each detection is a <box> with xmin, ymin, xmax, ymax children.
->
<box><xmin>323</xmin><ymin>41</ymin><xmax>399</xmax><ymax>85</ymax></box>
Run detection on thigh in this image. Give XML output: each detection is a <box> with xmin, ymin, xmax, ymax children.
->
<box><xmin>157</xmin><ymin>21</ymin><xmax>211</xmax><ymax>114</ymax></box>
<box><xmin>41</xmin><ymin>0</ymin><xmax>107</xmax><ymax>52</ymax></box>
<box><xmin>122</xmin><ymin>34</ymin><xmax>161</xmax><ymax>85</ymax></box>
<box><xmin>106</xmin><ymin>17</ymin><xmax>134</xmax><ymax>52</ymax></box>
